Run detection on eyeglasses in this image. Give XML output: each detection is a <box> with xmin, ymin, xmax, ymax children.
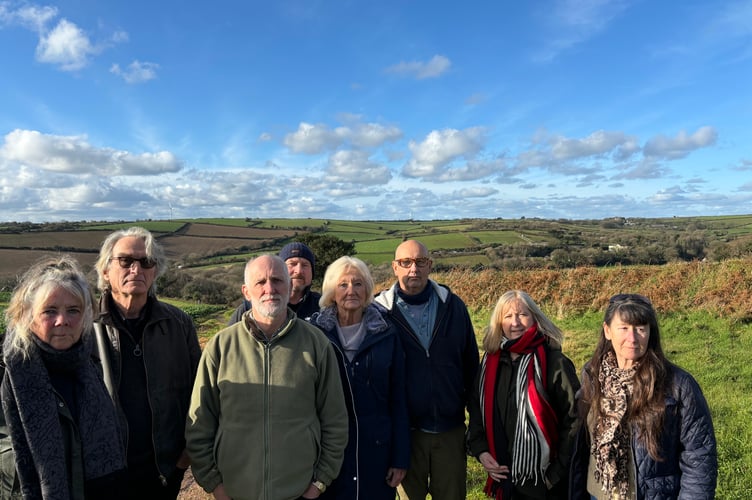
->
<box><xmin>110</xmin><ymin>256</ymin><xmax>157</xmax><ymax>269</ymax></box>
<box><xmin>395</xmin><ymin>258</ymin><xmax>431</xmax><ymax>269</ymax></box>
<box><xmin>608</xmin><ymin>293</ymin><xmax>652</xmax><ymax>306</ymax></box>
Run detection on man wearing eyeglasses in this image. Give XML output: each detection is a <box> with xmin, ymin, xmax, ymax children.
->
<box><xmin>374</xmin><ymin>240</ymin><xmax>479</xmax><ymax>500</ymax></box>
<box><xmin>93</xmin><ymin>226</ymin><xmax>201</xmax><ymax>499</ymax></box>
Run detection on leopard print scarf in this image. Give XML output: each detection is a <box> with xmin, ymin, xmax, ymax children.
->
<box><xmin>591</xmin><ymin>350</ymin><xmax>636</xmax><ymax>499</ymax></box>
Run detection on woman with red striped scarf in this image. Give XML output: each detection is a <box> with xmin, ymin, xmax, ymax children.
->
<box><xmin>467</xmin><ymin>290</ymin><xmax>580</xmax><ymax>500</ymax></box>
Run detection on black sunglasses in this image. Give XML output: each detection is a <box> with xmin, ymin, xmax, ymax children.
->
<box><xmin>609</xmin><ymin>293</ymin><xmax>652</xmax><ymax>306</ymax></box>
<box><xmin>110</xmin><ymin>256</ymin><xmax>157</xmax><ymax>269</ymax></box>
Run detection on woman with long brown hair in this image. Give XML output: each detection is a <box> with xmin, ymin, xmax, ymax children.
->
<box><xmin>569</xmin><ymin>294</ymin><xmax>717</xmax><ymax>499</ymax></box>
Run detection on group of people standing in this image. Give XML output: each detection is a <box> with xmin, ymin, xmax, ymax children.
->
<box><xmin>0</xmin><ymin>227</ymin><xmax>200</xmax><ymax>499</ymax></box>
<box><xmin>467</xmin><ymin>290</ymin><xmax>717</xmax><ymax>500</ymax></box>
<box><xmin>186</xmin><ymin>238</ymin><xmax>481</xmax><ymax>500</ymax></box>
<box><xmin>0</xmin><ymin>227</ymin><xmax>718</xmax><ymax>500</ymax></box>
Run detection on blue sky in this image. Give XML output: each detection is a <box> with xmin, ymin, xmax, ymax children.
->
<box><xmin>0</xmin><ymin>0</ymin><xmax>750</xmax><ymax>222</ymax></box>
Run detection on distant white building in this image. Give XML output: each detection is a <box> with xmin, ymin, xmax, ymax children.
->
<box><xmin>608</xmin><ymin>244</ymin><xmax>628</xmax><ymax>252</ymax></box>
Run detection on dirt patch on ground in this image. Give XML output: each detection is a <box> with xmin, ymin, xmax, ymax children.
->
<box><xmin>179</xmin><ymin>468</ymin><xmax>212</xmax><ymax>499</ymax></box>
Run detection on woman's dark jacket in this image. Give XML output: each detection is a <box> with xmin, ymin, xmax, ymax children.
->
<box><xmin>466</xmin><ymin>342</ymin><xmax>580</xmax><ymax>498</ymax></box>
<box><xmin>569</xmin><ymin>364</ymin><xmax>717</xmax><ymax>500</ymax></box>
<box><xmin>0</xmin><ymin>336</ymin><xmax>126</xmax><ymax>500</ymax></box>
<box><xmin>310</xmin><ymin>303</ymin><xmax>410</xmax><ymax>500</ymax></box>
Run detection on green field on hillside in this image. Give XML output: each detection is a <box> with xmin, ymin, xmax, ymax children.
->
<box><xmin>1</xmin><ymin>261</ymin><xmax>751</xmax><ymax>498</ymax></box>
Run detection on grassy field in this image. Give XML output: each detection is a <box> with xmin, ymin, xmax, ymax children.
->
<box><xmin>169</xmin><ymin>260</ymin><xmax>752</xmax><ymax>499</ymax></box>
<box><xmin>0</xmin><ymin>295</ymin><xmax>747</xmax><ymax>499</ymax></box>
<box><xmin>2</xmin><ymin>216</ymin><xmax>752</xmax><ymax>498</ymax></box>
<box><xmin>459</xmin><ymin>303</ymin><xmax>749</xmax><ymax>498</ymax></box>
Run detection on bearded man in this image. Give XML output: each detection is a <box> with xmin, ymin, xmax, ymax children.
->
<box><xmin>186</xmin><ymin>255</ymin><xmax>348</xmax><ymax>500</ymax></box>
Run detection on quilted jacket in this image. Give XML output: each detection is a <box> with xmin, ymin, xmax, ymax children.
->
<box><xmin>569</xmin><ymin>364</ymin><xmax>717</xmax><ymax>500</ymax></box>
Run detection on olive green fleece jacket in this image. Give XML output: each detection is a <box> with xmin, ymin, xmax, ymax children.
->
<box><xmin>185</xmin><ymin>312</ymin><xmax>349</xmax><ymax>500</ymax></box>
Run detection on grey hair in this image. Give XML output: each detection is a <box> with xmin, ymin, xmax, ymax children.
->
<box><xmin>4</xmin><ymin>255</ymin><xmax>96</xmax><ymax>359</ymax></box>
<box><xmin>319</xmin><ymin>256</ymin><xmax>374</xmax><ymax>309</ymax></box>
<box><xmin>95</xmin><ymin>226</ymin><xmax>167</xmax><ymax>294</ymax></box>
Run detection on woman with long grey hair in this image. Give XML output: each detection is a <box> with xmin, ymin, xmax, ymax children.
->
<box><xmin>0</xmin><ymin>256</ymin><xmax>126</xmax><ymax>499</ymax></box>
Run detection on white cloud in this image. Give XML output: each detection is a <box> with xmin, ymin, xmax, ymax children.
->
<box><xmin>550</xmin><ymin>130</ymin><xmax>639</xmax><ymax>161</ymax></box>
<box><xmin>284</xmin><ymin>122</ymin><xmax>341</xmax><ymax>154</ymax></box>
<box><xmin>643</xmin><ymin>126</ymin><xmax>718</xmax><ymax>160</ymax></box>
<box><xmin>437</xmin><ymin>159</ymin><xmax>504</xmax><ymax>182</ymax></box>
<box><xmin>464</xmin><ymin>93</ymin><xmax>488</xmax><ymax>106</ymax></box>
<box><xmin>0</xmin><ymin>129</ymin><xmax>183</xmax><ymax>175</ymax></box>
<box><xmin>284</xmin><ymin>119</ymin><xmax>403</xmax><ymax>154</ymax></box>
<box><xmin>0</xmin><ymin>3</ymin><xmax>57</xmax><ymax>32</ymax></box>
<box><xmin>35</xmin><ymin>18</ymin><xmax>99</xmax><ymax>71</ymax></box>
<box><xmin>533</xmin><ymin>0</ymin><xmax>632</xmax><ymax>62</ymax></box>
<box><xmin>1</xmin><ymin>3</ymin><xmax>127</xmax><ymax>71</ymax></box>
<box><xmin>404</xmin><ymin>127</ymin><xmax>486</xmax><ymax>178</ymax></box>
<box><xmin>348</xmin><ymin>122</ymin><xmax>402</xmax><ymax>148</ymax></box>
<box><xmin>326</xmin><ymin>150</ymin><xmax>392</xmax><ymax>185</ymax></box>
<box><xmin>111</xmin><ymin>30</ymin><xmax>129</xmax><ymax>43</ymax></box>
<box><xmin>514</xmin><ymin>127</ymin><xmax>716</xmax><ymax>180</ymax></box>
<box><xmin>111</xmin><ymin>60</ymin><xmax>159</xmax><ymax>84</ymax></box>
<box><xmin>734</xmin><ymin>159</ymin><xmax>752</xmax><ymax>171</ymax></box>
<box><xmin>385</xmin><ymin>54</ymin><xmax>451</xmax><ymax>79</ymax></box>
<box><xmin>453</xmin><ymin>186</ymin><xmax>499</xmax><ymax>198</ymax></box>
<box><xmin>613</xmin><ymin>159</ymin><xmax>671</xmax><ymax>180</ymax></box>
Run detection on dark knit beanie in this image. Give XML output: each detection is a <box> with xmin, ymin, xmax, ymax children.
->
<box><xmin>278</xmin><ymin>242</ymin><xmax>315</xmax><ymax>275</ymax></box>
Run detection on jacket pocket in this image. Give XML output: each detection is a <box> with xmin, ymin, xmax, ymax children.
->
<box><xmin>0</xmin><ymin>443</ymin><xmax>21</xmax><ymax>499</ymax></box>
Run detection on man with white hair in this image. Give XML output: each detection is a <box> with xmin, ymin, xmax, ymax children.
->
<box><xmin>186</xmin><ymin>255</ymin><xmax>348</xmax><ymax>500</ymax></box>
<box><xmin>227</xmin><ymin>241</ymin><xmax>321</xmax><ymax>324</ymax></box>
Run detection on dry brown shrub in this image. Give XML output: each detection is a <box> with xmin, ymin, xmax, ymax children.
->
<box><xmin>417</xmin><ymin>258</ymin><xmax>752</xmax><ymax>318</ymax></box>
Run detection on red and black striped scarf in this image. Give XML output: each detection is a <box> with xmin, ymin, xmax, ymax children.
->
<box><xmin>479</xmin><ymin>324</ymin><xmax>558</xmax><ymax>499</ymax></box>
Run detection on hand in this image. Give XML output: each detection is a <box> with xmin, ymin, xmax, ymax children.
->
<box><xmin>385</xmin><ymin>467</ymin><xmax>407</xmax><ymax>487</ymax></box>
<box><xmin>300</xmin><ymin>483</ymin><xmax>322</xmax><ymax>499</ymax></box>
<box><xmin>176</xmin><ymin>448</ymin><xmax>191</xmax><ymax>469</ymax></box>
<box><xmin>212</xmin><ymin>483</ymin><xmax>231</xmax><ymax>500</ymax></box>
<box><xmin>544</xmin><ymin>475</ymin><xmax>554</xmax><ymax>490</ymax></box>
<box><xmin>479</xmin><ymin>451</ymin><xmax>509</xmax><ymax>482</ymax></box>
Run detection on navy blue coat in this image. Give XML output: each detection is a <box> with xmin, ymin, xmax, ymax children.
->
<box><xmin>311</xmin><ymin>304</ymin><xmax>410</xmax><ymax>500</ymax></box>
<box><xmin>374</xmin><ymin>281</ymin><xmax>479</xmax><ymax>434</ymax></box>
<box><xmin>570</xmin><ymin>364</ymin><xmax>717</xmax><ymax>500</ymax></box>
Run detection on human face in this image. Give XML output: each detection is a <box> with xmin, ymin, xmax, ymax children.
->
<box><xmin>501</xmin><ymin>300</ymin><xmax>535</xmax><ymax>340</ymax></box>
<box><xmin>604</xmin><ymin>312</ymin><xmax>650</xmax><ymax>369</ymax></box>
<box><xmin>31</xmin><ymin>287</ymin><xmax>84</xmax><ymax>351</ymax></box>
<box><xmin>392</xmin><ymin>240</ymin><xmax>432</xmax><ymax>295</ymax></box>
<box><xmin>103</xmin><ymin>236</ymin><xmax>156</xmax><ymax>301</ymax></box>
<box><xmin>243</xmin><ymin>256</ymin><xmax>290</xmax><ymax>320</ymax></box>
<box><xmin>286</xmin><ymin>257</ymin><xmax>313</xmax><ymax>294</ymax></box>
<box><xmin>335</xmin><ymin>270</ymin><xmax>367</xmax><ymax>317</ymax></box>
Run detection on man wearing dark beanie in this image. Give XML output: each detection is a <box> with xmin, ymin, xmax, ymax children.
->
<box><xmin>374</xmin><ymin>240</ymin><xmax>479</xmax><ymax>500</ymax></box>
<box><xmin>227</xmin><ymin>242</ymin><xmax>321</xmax><ymax>324</ymax></box>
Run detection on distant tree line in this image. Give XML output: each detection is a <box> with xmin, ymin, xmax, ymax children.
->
<box><xmin>482</xmin><ymin>223</ymin><xmax>752</xmax><ymax>270</ymax></box>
